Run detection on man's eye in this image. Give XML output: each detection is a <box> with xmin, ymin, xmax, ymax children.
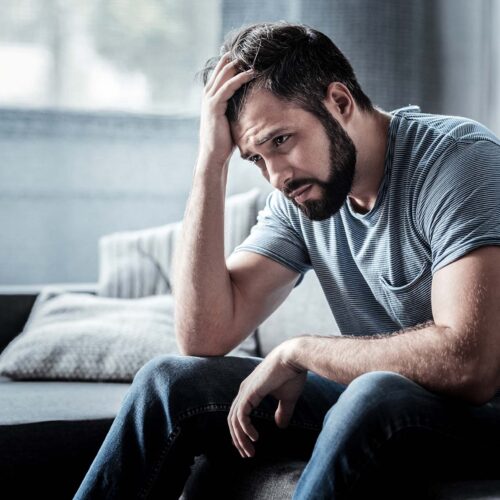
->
<box><xmin>248</xmin><ymin>155</ymin><xmax>262</xmax><ymax>163</ymax></box>
<box><xmin>273</xmin><ymin>135</ymin><xmax>289</xmax><ymax>147</ymax></box>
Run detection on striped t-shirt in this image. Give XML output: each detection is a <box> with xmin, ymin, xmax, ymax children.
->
<box><xmin>234</xmin><ymin>106</ymin><xmax>500</xmax><ymax>336</ymax></box>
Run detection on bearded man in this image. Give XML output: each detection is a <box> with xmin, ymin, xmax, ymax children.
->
<box><xmin>76</xmin><ymin>22</ymin><xmax>500</xmax><ymax>500</ymax></box>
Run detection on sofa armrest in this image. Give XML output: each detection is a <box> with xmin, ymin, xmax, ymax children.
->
<box><xmin>0</xmin><ymin>283</ymin><xmax>98</xmax><ymax>354</ymax></box>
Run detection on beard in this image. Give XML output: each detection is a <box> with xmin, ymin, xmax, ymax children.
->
<box><xmin>283</xmin><ymin>107</ymin><xmax>357</xmax><ymax>221</ymax></box>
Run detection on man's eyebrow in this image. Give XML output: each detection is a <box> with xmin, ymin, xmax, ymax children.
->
<box><xmin>240</xmin><ymin>127</ymin><xmax>288</xmax><ymax>160</ymax></box>
<box><xmin>255</xmin><ymin>127</ymin><xmax>287</xmax><ymax>145</ymax></box>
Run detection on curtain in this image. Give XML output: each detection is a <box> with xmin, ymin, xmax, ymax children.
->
<box><xmin>222</xmin><ymin>0</ymin><xmax>499</xmax><ymax>134</ymax></box>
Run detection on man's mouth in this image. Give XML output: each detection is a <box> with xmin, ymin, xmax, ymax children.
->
<box><xmin>289</xmin><ymin>184</ymin><xmax>313</xmax><ymax>203</ymax></box>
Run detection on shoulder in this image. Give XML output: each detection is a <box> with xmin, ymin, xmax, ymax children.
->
<box><xmin>393</xmin><ymin>110</ymin><xmax>500</xmax><ymax>212</ymax></box>
<box><xmin>392</xmin><ymin>106</ymin><xmax>499</xmax><ymax>165</ymax></box>
<box><xmin>423</xmin><ymin>138</ymin><xmax>500</xmax><ymax>190</ymax></box>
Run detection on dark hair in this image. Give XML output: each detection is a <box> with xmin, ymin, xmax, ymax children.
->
<box><xmin>201</xmin><ymin>22</ymin><xmax>373</xmax><ymax>121</ymax></box>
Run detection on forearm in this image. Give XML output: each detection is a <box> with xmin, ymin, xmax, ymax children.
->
<box><xmin>286</xmin><ymin>322</ymin><xmax>485</xmax><ymax>403</ymax></box>
<box><xmin>174</xmin><ymin>157</ymin><xmax>235</xmax><ymax>355</ymax></box>
<box><xmin>174</xmin><ymin>55</ymin><xmax>256</xmax><ymax>355</ymax></box>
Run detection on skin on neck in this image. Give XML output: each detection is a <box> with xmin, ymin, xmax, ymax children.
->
<box><xmin>324</xmin><ymin>82</ymin><xmax>392</xmax><ymax>214</ymax></box>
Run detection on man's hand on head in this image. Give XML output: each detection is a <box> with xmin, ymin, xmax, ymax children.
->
<box><xmin>199</xmin><ymin>53</ymin><xmax>255</xmax><ymax>168</ymax></box>
<box><xmin>227</xmin><ymin>341</ymin><xmax>307</xmax><ymax>458</ymax></box>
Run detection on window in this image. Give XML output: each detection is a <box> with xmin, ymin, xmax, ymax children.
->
<box><xmin>0</xmin><ymin>0</ymin><xmax>221</xmax><ymax>115</ymax></box>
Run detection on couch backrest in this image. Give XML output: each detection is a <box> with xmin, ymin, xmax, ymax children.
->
<box><xmin>258</xmin><ymin>268</ymin><xmax>340</xmax><ymax>356</ymax></box>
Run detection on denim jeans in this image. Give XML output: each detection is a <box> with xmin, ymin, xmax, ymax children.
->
<box><xmin>74</xmin><ymin>354</ymin><xmax>500</xmax><ymax>499</ymax></box>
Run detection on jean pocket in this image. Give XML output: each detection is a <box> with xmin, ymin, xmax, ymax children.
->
<box><xmin>378</xmin><ymin>262</ymin><xmax>433</xmax><ymax>328</ymax></box>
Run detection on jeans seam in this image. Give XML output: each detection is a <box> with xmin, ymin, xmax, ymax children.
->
<box><xmin>176</xmin><ymin>402</ymin><xmax>322</xmax><ymax>431</ymax></box>
<box><xmin>138</xmin><ymin>425</ymin><xmax>182</xmax><ymax>499</ymax></box>
<box><xmin>174</xmin><ymin>402</ymin><xmax>233</xmax><ymax>422</ymax></box>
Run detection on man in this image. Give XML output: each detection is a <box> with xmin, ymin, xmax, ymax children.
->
<box><xmin>75</xmin><ymin>22</ymin><xmax>500</xmax><ymax>499</ymax></box>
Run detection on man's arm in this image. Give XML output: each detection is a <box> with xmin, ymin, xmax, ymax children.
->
<box><xmin>287</xmin><ymin>246</ymin><xmax>500</xmax><ymax>404</ymax></box>
<box><xmin>174</xmin><ymin>55</ymin><xmax>299</xmax><ymax>356</ymax></box>
<box><xmin>228</xmin><ymin>246</ymin><xmax>500</xmax><ymax>457</ymax></box>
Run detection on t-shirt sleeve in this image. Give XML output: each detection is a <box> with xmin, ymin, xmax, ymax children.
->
<box><xmin>233</xmin><ymin>190</ymin><xmax>312</xmax><ymax>276</ymax></box>
<box><xmin>417</xmin><ymin>139</ymin><xmax>500</xmax><ymax>274</ymax></box>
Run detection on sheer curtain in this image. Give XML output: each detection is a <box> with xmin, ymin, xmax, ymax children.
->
<box><xmin>222</xmin><ymin>0</ymin><xmax>500</xmax><ymax>134</ymax></box>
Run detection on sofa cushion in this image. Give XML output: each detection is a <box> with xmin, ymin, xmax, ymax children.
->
<box><xmin>0</xmin><ymin>288</ymin><xmax>257</xmax><ymax>382</ymax></box>
<box><xmin>0</xmin><ymin>379</ymin><xmax>130</xmax><ymax>425</ymax></box>
<box><xmin>182</xmin><ymin>454</ymin><xmax>500</xmax><ymax>500</ymax></box>
<box><xmin>182</xmin><ymin>456</ymin><xmax>304</xmax><ymax>500</ymax></box>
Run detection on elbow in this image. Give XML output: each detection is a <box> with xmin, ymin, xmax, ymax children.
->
<box><xmin>174</xmin><ymin>301</ymin><xmax>234</xmax><ymax>357</ymax></box>
<box><xmin>175</xmin><ymin>321</ymin><xmax>231</xmax><ymax>358</ymax></box>
<box><xmin>177</xmin><ymin>342</ymin><xmax>228</xmax><ymax>358</ymax></box>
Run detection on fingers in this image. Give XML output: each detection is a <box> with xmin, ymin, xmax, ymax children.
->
<box><xmin>205</xmin><ymin>52</ymin><xmax>255</xmax><ymax>100</ymax></box>
<box><xmin>228</xmin><ymin>394</ymin><xmax>260</xmax><ymax>458</ymax></box>
<box><xmin>240</xmin><ymin>407</ymin><xmax>259</xmax><ymax>443</ymax></box>
<box><xmin>234</xmin><ymin>414</ymin><xmax>255</xmax><ymax>458</ymax></box>
<box><xmin>275</xmin><ymin>399</ymin><xmax>296</xmax><ymax>429</ymax></box>
<box><xmin>205</xmin><ymin>51</ymin><xmax>231</xmax><ymax>92</ymax></box>
<box><xmin>228</xmin><ymin>405</ymin><xmax>251</xmax><ymax>457</ymax></box>
<box><xmin>206</xmin><ymin>58</ymin><xmax>239</xmax><ymax>96</ymax></box>
<box><xmin>214</xmin><ymin>69</ymin><xmax>254</xmax><ymax>102</ymax></box>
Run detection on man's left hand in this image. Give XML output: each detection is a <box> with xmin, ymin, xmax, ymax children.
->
<box><xmin>228</xmin><ymin>340</ymin><xmax>307</xmax><ymax>458</ymax></box>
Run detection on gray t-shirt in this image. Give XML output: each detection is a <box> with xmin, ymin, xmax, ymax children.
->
<box><xmin>234</xmin><ymin>106</ymin><xmax>500</xmax><ymax>336</ymax></box>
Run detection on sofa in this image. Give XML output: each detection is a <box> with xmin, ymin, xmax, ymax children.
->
<box><xmin>2</xmin><ymin>268</ymin><xmax>500</xmax><ymax>499</ymax></box>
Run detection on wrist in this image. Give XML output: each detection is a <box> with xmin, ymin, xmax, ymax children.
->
<box><xmin>196</xmin><ymin>149</ymin><xmax>232</xmax><ymax>173</ymax></box>
<box><xmin>280</xmin><ymin>336</ymin><xmax>309</xmax><ymax>372</ymax></box>
<box><xmin>192</xmin><ymin>155</ymin><xmax>229</xmax><ymax>192</ymax></box>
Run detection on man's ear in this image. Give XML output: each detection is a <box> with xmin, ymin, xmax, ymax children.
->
<box><xmin>323</xmin><ymin>82</ymin><xmax>354</xmax><ymax>124</ymax></box>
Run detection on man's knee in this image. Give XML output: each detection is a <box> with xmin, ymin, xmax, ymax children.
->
<box><xmin>348</xmin><ymin>370</ymin><xmax>415</xmax><ymax>396</ymax></box>
<box><xmin>132</xmin><ymin>354</ymin><xmax>260</xmax><ymax>403</ymax></box>
<box><xmin>323</xmin><ymin>371</ymin><xmax>422</xmax><ymax>427</ymax></box>
<box><xmin>132</xmin><ymin>354</ymin><xmax>194</xmax><ymax>391</ymax></box>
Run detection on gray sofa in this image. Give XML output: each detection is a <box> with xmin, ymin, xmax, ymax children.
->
<box><xmin>2</xmin><ymin>277</ymin><xmax>500</xmax><ymax>499</ymax></box>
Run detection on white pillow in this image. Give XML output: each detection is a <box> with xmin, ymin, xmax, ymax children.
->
<box><xmin>0</xmin><ymin>288</ymin><xmax>257</xmax><ymax>382</ymax></box>
<box><xmin>98</xmin><ymin>188</ymin><xmax>264</xmax><ymax>298</ymax></box>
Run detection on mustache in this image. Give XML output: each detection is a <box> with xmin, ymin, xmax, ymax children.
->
<box><xmin>282</xmin><ymin>178</ymin><xmax>320</xmax><ymax>197</ymax></box>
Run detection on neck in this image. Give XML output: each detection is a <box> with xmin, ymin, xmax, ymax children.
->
<box><xmin>348</xmin><ymin>108</ymin><xmax>392</xmax><ymax>214</ymax></box>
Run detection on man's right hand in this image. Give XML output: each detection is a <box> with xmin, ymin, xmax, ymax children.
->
<box><xmin>198</xmin><ymin>52</ymin><xmax>255</xmax><ymax>167</ymax></box>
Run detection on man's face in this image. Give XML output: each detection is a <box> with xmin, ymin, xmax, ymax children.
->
<box><xmin>231</xmin><ymin>89</ymin><xmax>356</xmax><ymax>221</ymax></box>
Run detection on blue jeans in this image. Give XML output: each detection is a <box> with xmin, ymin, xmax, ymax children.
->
<box><xmin>74</xmin><ymin>355</ymin><xmax>500</xmax><ymax>499</ymax></box>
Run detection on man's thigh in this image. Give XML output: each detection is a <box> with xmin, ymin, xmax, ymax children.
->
<box><xmin>166</xmin><ymin>355</ymin><xmax>345</xmax><ymax>460</ymax></box>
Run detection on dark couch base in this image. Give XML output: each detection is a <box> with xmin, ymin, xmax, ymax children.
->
<box><xmin>0</xmin><ymin>379</ymin><xmax>130</xmax><ymax>499</ymax></box>
<box><xmin>1</xmin><ymin>419</ymin><xmax>114</xmax><ymax>500</ymax></box>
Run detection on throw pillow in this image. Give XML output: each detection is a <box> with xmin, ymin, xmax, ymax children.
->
<box><xmin>98</xmin><ymin>188</ymin><xmax>265</xmax><ymax>298</ymax></box>
<box><xmin>0</xmin><ymin>287</ymin><xmax>257</xmax><ymax>382</ymax></box>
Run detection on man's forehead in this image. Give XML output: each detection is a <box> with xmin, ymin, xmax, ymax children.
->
<box><xmin>231</xmin><ymin>89</ymin><xmax>296</xmax><ymax>146</ymax></box>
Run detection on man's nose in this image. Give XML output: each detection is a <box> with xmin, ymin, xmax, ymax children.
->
<box><xmin>267</xmin><ymin>156</ymin><xmax>292</xmax><ymax>191</ymax></box>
